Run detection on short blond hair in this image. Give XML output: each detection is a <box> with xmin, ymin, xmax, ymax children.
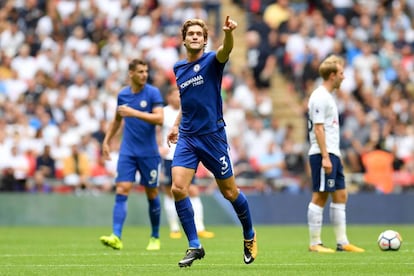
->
<box><xmin>319</xmin><ymin>55</ymin><xmax>343</xmax><ymax>80</ymax></box>
<box><xmin>324</xmin><ymin>54</ymin><xmax>344</xmax><ymax>65</ymax></box>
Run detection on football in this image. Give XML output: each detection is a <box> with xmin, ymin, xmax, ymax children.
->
<box><xmin>377</xmin><ymin>230</ymin><xmax>402</xmax><ymax>251</ymax></box>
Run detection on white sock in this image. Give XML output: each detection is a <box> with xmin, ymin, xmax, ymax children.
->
<box><xmin>190</xmin><ymin>196</ymin><xmax>205</xmax><ymax>232</ymax></box>
<box><xmin>164</xmin><ymin>195</ymin><xmax>180</xmax><ymax>232</ymax></box>
<box><xmin>330</xmin><ymin>202</ymin><xmax>349</xmax><ymax>245</ymax></box>
<box><xmin>308</xmin><ymin>202</ymin><xmax>324</xmax><ymax>246</ymax></box>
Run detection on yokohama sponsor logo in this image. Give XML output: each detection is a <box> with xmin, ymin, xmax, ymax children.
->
<box><xmin>180</xmin><ymin>75</ymin><xmax>204</xmax><ymax>89</ymax></box>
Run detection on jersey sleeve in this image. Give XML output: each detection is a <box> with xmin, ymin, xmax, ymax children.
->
<box><xmin>151</xmin><ymin>87</ymin><xmax>164</xmax><ymax>108</ymax></box>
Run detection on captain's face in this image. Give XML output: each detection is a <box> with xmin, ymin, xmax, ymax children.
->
<box><xmin>184</xmin><ymin>25</ymin><xmax>206</xmax><ymax>52</ymax></box>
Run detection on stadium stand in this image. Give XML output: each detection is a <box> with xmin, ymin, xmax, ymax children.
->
<box><xmin>1</xmin><ymin>0</ymin><xmax>414</xmax><ymax>195</ymax></box>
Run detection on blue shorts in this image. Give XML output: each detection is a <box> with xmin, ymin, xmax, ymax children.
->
<box><xmin>116</xmin><ymin>154</ymin><xmax>160</xmax><ymax>188</ymax></box>
<box><xmin>309</xmin><ymin>153</ymin><xmax>345</xmax><ymax>192</ymax></box>
<box><xmin>172</xmin><ymin>128</ymin><xmax>233</xmax><ymax>179</ymax></box>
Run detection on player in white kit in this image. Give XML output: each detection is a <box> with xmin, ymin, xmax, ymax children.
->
<box><xmin>307</xmin><ymin>55</ymin><xmax>364</xmax><ymax>253</ymax></box>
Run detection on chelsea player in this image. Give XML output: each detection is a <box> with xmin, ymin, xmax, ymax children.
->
<box><xmin>100</xmin><ymin>59</ymin><xmax>164</xmax><ymax>251</ymax></box>
<box><xmin>167</xmin><ymin>17</ymin><xmax>257</xmax><ymax>267</ymax></box>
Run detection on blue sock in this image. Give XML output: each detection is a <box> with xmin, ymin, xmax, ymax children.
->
<box><xmin>148</xmin><ymin>196</ymin><xmax>161</xmax><ymax>238</ymax></box>
<box><xmin>231</xmin><ymin>192</ymin><xmax>254</xmax><ymax>240</ymax></box>
<box><xmin>175</xmin><ymin>197</ymin><xmax>200</xmax><ymax>248</ymax></box>
<box><xmin>113</xmin><ymin>194</ymin><xmax>128</xmax><ymax>238</ymax></box>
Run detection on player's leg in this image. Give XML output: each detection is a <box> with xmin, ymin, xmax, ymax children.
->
<box><xmin>100</xmin><ymin>154</ymin><xmax>136</xmax><ymax>250</ymax></box>
<box><xmin>140</xmin><ymin>156</ymin><xmax>162</xmax><ymax>250</ymax></box>
<box><xmin>189</xmin><ymin>183</ymin><xmax>214</xmax><ymax>238</ymax></box>
<box><xmin>172</xmin><ymin>166</ymin><xmax>198</xmax><ymax>243</ymax></box>
<box><xmin>164</xmin><ymin>185</ymin><xmax>182</xmax><ymax>238</ymax></box>
<box><xmin>172</xmin><ymin>137</ymin><xmax>205</xmax><ymax>267</ymax></box>
<box><xmin>216</xmin><ymin>176</ymin><xmax>257</xmax><ymax>264</ymax></box>
<box><xmin>100</xmin><ymin>181</ymin><xmax>132</xmax><ymax>250</ymax></box>
<box><xmin>330</xmin><ymin>157</ymin><xmax>364</xmax><ymax>252</ymax></box>
<box><xmin>172</xmin><ymin>166</ymin><xmax>205</xmax><ymax>267</ymax></box>
<box><xmin>200</xmin><ymin>128</ymin><xmax>256</xmax><ymax>264</ymax></box>
<box><xmin>162</xmin><ymin>159</ymin><xmax>182</xmax><ymax>238</ymax></box>
<box><xmin>307</xmin><ymin>154</ymin><xmax>334</xmax><ymax>253</ymax></box>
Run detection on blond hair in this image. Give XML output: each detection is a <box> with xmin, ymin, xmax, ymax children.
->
<box><xmin>319</xmin><ymin>55</ymin><xmax>344</xmax><ymax>80</ymax></box>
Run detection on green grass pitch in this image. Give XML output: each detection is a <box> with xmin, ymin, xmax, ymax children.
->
<box><xmin>0</xmin><ymin>225</ymin><xmax>412</xmax><ymax>275</ymax></box>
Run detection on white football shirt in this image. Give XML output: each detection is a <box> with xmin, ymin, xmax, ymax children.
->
<box><xmin>162</xmin><ymin>105</ymin><xmax>179</xmax><ymax>160</ymax></box>
<box><xmin>308</xmin><ymin>85</ymin><xmax>341</xmax><ymax>157</ymax></box>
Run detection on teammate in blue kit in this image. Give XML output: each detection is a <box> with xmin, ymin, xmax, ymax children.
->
<box><xmin>167</xmin><ymin>17</ymin><xmax>257</xmax><ymax>267</ymax></box>
<box><xmin>100</xmin><ymin>58</ymin><xmax>164</xmax><ymax>251</ymax></box>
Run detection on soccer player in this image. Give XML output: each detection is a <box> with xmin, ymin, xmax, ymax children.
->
<box><xmin>159</xmin><ymin>86</ymin><xmax>214</xmax><ymax>240</ymax></box>
<box><xmin>307</xmin><ymin>55</ymin><xmax>364</xmax><ymax>253</ymax></box>
<box><xmin>167</xmin><ymin>17</ymin><xmax>257</xmax><ymax>267</ymax></box>
<box><xmin>100</xmin><ymin>59</ymin><xmax>164</xmax><ymax>251</ymax></box>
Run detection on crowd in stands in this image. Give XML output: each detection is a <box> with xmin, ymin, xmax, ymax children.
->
<box><xmin>241</xmin><ymin>0</ymin><xmax>414</xmax><ymax>194</ymax></box>
<box><xmin>1</xmin><ymin>0</ymin><xmax>414</xmax><ymax>195</ymax></box>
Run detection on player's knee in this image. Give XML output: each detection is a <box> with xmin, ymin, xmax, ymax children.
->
<box><xmin>171</xmin><ymin>183</ymin><xmax>187</xmax><ymax>200</ymax></box>
<box><xmin>311</xmin><ymin>193</ymin><xmax>328</xmax><ymax>207</ymax></box>
<box><xmin>145</xmin><ymin>187</ymin><xmax>159</xmax><ymax>199</ymax></box>
<box><xmin>115</xmin><ymin>182</ymin><xmax>132</xmax><ymax>194</ymax></box>
<box><xmin>221</xmin><ymin>188</ymin><xmax>238</xmax><ymax>201</ymax></box>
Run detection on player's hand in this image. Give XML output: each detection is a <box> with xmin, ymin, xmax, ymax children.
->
<box><xmin>167</xmin><ymin>126</ymin><xmax>179</xmax><ymax>147</ymax></box>
<box><xmin>102</xmin><ymin>143</ymin><xmax>111</xmax><ymax>161</ymax></box>
<box><xmin>223</xmin><ymin>15</ymin><xmax>237</xmax><ymax>32</ymax></box>
<box><xmin>322</xmin><ymin>156</ymin><xmax>332</xmax><ymax>175</ymax></box>
<box><xmin>117</xmin><ymin>104</ymin><xmax>134</xmax><ymax>117</ymax></box>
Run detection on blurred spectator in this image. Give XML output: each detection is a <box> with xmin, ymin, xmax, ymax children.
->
<box><xmin>256</xmin><ymin>141</ymin><xmax>286</xmax><ymax>193</ymax></box>
<box><xmin>89</xmin><ymin>155</ymin><xmax>114</xmax><ymax>193</ymax></box>
<box><xmin>0</xmin><ymin>21</ymin><xmax>25</xmax><ymax>52</ymax></box>
<box><xmin>1</xmin><ymin>145</ymin><xmax>29</xmax><ymax>191</ymax></box>
<box><xmin>11</xmin><ymin>43</ymin><xmax>38</xmax><ymax>82</ymax></box>
<box><xmin>232</xmin><ymin>139</ymin><xmax>258</xmax><ymax>181</ymax></box>
<box><xmin>352</xmin><ymin>42</ymin><xmax>378</xmax><ymax>88</ymax></box>
<box><xmin>331</xmin><ymin>0</ymin><xmax>354</xmax><ymax>20</ymax></box>
<box><xmin>341</xmin><ymin>103</ymin><xmax>372</xmax><ymax>173</ymax></box>
<box><xmin>263</xmin><ymin>0</ymin><xmax>291</xmax><ymax>30</ymax></box>
<box><xmin>232</xmin><ymin>68</ymin><xmax>257</xmax><ymax>112</ymax></box>
<box><xmin>282</xmin><ymin>123</ymin><xmax>306</xmax><ymax>178</ymax></box>
<box><xmin>91</xmin><ymin>119</ymin><xmax>107</xmax><ymax>145</ymax></box>
<box><xmin>284</xmin><ymin>21</ymin><xmax>310</xmax><ymax>87</ymax></box>
<box><xmin>130</xmin><ymin>4</ymin><xmax>153</xmax><ymax>36</ymax></box>
<box><xmin>65</xmin><ymin>25</ymin><xmax>91</xmax><ymax>55</ymax></box>
<box><xmin>27</xmin><ymin>170</ymin><xmax>53</xmax><ymax>193</ymax></box>
<box><xmin>361</xmin><ymin>143</ymin><xmax>394</xmax><ymax>194</ymax></box>
<box><xmin>275</xmin><ymin>12</ymin><xmax>302</xmax><ymax>75</ymax></box>
<box><xmin>62</xmin><ymin>143</ymin><xmax>91</xmax><ymax>192</ymax></box>
<box><xmin>245</xmin><ymin>30</ymin><xmax>276</xmax><ymax>90</ymax></box>
<box><xmin>224</xmin><ymin>88</ymin><xmax>247</xmax><ymax>138</ymax></box>
<box><xmin>204</xmin><ymin>0</ymin><xmax>221</xmax><ymax>35</ymax></box>
<box><xmin>36</xmin><ymin>144</ymin><xmax>56</xmax><ymax>179</ymax></box>
<box><xmin>181</xmin><ymin>1</ymin><xmax>208</xmax><ymax>22</ymax></box>
<box><xmin>244</xmin><ymin>115</ymin><xmax>274</xmax><ymax>161</ymax></box>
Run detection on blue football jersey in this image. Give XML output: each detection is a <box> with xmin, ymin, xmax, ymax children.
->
<box><xmin>117</xmin><ymin>84</ymin><xmax>164</xmax><ymax>157</ymax></box>
<box><xmin>174</xmin><ymin>51</ymin><xmax>226</xmax><ymax>135</ymax></box>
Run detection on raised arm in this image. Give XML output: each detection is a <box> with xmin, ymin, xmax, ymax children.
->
<box><xmin>216</xmin><ymin>16</ymin><xmax>238</xmax><ymax>63</ymax></box>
